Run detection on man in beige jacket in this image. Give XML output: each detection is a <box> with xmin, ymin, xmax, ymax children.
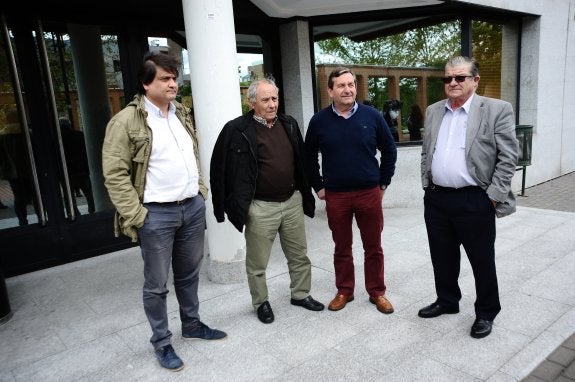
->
<box><xmin>102</xmin><ymin>52</ymin><xmax>225</xmax><ymax>371</ymax></box>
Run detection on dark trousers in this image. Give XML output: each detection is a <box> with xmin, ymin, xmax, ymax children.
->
<box><xmin>325</xmin><ymin>187</ymin><xmax>386</xmax><ymax>297</ymax></box>
<box><xmin>70</xmin><ymin>175</ymin><xmax>95</xmax><ymax>214</ymax></box>
<box><xmin>424</xmin><ymin>186</ymin><xmax>501</xmax><ymax>321</ymax></box>
<box><xmin>138</xmin><ymin>195</ymin><xmax>205</xmax><ymax>350</ymax></box>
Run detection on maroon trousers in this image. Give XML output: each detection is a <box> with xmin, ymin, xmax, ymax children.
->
<box><xmin>325</xmin><ymin>186</ymin><xmax>386</xmax><ymax>297</ymax></box>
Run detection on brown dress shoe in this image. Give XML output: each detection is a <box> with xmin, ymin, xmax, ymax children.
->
<box><xmin>369</xmin><ymin>295</ymin><xmax>394</xmax><ymax>314</ymax></box>
<box><xmin>328</xmin><ymin>294</ymin><xmax>354</xmax><ymax>311</ymax></box>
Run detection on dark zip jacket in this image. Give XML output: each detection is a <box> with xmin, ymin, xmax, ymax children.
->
<box><xmin>210</xmin><ymin>110</ymin><xmax>315</xmax><ymax>232</ymax></box>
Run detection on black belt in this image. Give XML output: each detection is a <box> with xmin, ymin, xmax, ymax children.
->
<box><xmin>147</xmin><ymin>196</ymin><xmax>193</xmax><ymax>205</ymax></box>
<box><xmin>428</xmin><ymin>184</ymin><xmax>481</xmax><ymax>192</ymax></box>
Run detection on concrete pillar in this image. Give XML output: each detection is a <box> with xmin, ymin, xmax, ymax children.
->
<box><xmin>67</xmin><ymin>24</ymin><xmax>113</xmax><ymax>211</ymax></box>
<box><xmin>279</xmin><ymin>20</ymin><xmax>314</xmax><ymax>131</ymax></box>
<box><xmin>182</xmin><ymin>0</ymin><xmax>246</xmax><ymax>283</ymax></box>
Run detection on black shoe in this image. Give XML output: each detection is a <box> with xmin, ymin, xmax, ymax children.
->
<box><xmin>470</xmin><ymin>318</ymin><xmax>493</xmax><ymax>339</ymax></box>
<box><xmin>155</xmin><ymin>344</ymin><xmax>184</xmax><ymax>371</ymax></box>
<box><xmin>290</xmin><ymin>295</ymin><xmax>325</xmax><ymax>311</ymax></box>
<box><xmin>418</xmin><ymin>302</ymin><xmax>459</xmax><ymax>318</ymax></box>
<box><xmin>182</xmin><ymin>321</ymin><xmax>227</xmax><ymax>340</ymax></box>
<box><xmin>257</xmin><ymin>301</ymin><xmax>274</xmax><ymax>323</ymax></box>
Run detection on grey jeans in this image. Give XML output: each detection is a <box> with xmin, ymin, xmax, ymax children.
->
<box><xmin>138</xmin><ymin>195</ymin><xmax>205</xmax><ymax>349</ymax></box>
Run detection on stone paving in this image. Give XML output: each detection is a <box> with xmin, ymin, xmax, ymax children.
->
<box><xmin>0</xmin><ymin>172</ymin><xmax>574</xmax><ymax>381</ymax></box>
<box><xmin>517</xmin><ymin>172</ymin><xmax>575</xmax><ymax>382</ymax></box>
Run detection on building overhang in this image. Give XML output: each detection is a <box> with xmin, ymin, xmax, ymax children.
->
<box><xmin>249</xmin><ymin>0</ymin><xmax>446</xmax><ymax>18</ymax></box>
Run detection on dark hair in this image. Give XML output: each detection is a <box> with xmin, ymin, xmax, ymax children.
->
<box><xmin>137</xmin><ymin>51</ymin><xmax>181</xmax><ymax>95</ymax></box>
<box><xmin>327</xmin><ymin>67</ymin><xmax>356</xmax><ymax>89</ymax></box>
<box><xmin>409</xmin><ymin>104</ymin><xmax>423</xmax><ymax>122</ymax></box>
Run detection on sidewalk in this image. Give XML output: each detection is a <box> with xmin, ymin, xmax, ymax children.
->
<box><xmin>516</xmin><ymin>172</ymin><xmax>575</xmax><ymax>382</ymax></box>
<box><xmin>1</xmin><ymin>173</ymin><xmax>574</xmax><ymax>381</ymax></box>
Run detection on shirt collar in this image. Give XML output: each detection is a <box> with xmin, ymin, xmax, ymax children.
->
<box><xmin>446</xmin><ymin>93</ymin><xmax>474</xmax><ymax>113</ymax></box>
<box><xmin>144</xmin><ymin>96</ymin><xmax>174</xmax><ymax>117</ymax></box>
<box><xmin>331</xmin><ymin>101</ymin><xmax>358</xmax><ymax>118</ymax></box>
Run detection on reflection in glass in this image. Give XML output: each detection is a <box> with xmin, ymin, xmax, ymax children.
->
<box><xmin>0</xmin><ymin>102</ymin><xmax>39</xmax><ymax>227</ymax></box>
<box><xmin>313</xmin><ymin>18</ymin><xmax>518</xmax><ymax>141</ymax></box>
<box><xmin>0</xmin><ymin>36</ymin><xmax>39</xmax><ymax>228</ymax></box>
<box><xmin>59</xmin><ymin>117</ymin><xmax>94</xmax><ymax>216</ymax></box>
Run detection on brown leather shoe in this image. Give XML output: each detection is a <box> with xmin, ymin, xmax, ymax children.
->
<box><xmin>328</xmin><ymin>294</ymin><xmax>354</xmax><ymax>311</ymax></box>
<box><xmin>369</xmin><ymin>295</ymin><xmax>394</xmax><ymax>314</ymax></box>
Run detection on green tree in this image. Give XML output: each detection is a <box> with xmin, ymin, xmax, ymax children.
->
<box><xmin>316</xmin><ymin>21</ymin><xmax>461</xmax><ymax>68</ymax></box>
<box><xmin>317</xmin><ymin>20</ymin><xmax>506</xmax><ymax>122</ymax></box>
<box><xmin>316</xmin><ymin>21</ymin><xmax>462</xmax><ymax>116</ymax></box>
<box><xmin>472</xmin><ymin>21</ymin><xmax>502</xmax><ymax>65</ymax></box>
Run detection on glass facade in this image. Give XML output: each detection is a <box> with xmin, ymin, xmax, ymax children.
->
<box><xmin>312</xmin><ymin>17</ymin><xmax>520</xmax><ymax>142</ymax></box>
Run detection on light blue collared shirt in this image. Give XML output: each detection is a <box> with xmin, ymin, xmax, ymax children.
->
<box><xmin>331</xmin><ymin>102</ymin><xmax>358</xmax><ymax>119</ymax></box>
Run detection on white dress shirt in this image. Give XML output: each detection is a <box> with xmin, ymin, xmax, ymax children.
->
<box><xmin>143</xmin><ymin>96</ymin><xmax>199</xmax><ymax>203</ymax></box>
<box><xmin>431</xmin><ymin>94</ymin><xmax>478</xmax><ymax>188</ymax></box>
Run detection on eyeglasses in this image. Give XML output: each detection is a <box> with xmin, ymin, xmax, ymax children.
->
<box><xmin>442</xmin><ymin>75</ymin><xmax>475</xmax><ymax>84</ymax></box>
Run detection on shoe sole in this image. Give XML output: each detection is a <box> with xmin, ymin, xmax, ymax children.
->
<box><xmin>470</xmin><ymin>329</ymin><xmax>492</xmax><ymax>339</ymax></box>
<box><xmin>328</xmin><ymin>296</ymin><xmax>354</xmax><ymax>311</ymax></box>
<box><xmin>291</xmin><ymin>303</ymin><xmax>325</xmax><ymax>311</ymax></box>
<box><xmin>167</xmin><ymin>364</ymin><xmax>185</xmax><ymax>372</ymax></box>
<box><xmin>418</xmin><ymin>310</ymin><xmax>459</xmax><ymax>318</ymax></box>
<box><xmin>290</xmin><ymin>300</ymin><xmax>325</xmax><ymax>311</ymax></box>
<box><xmin>182</xmin><ymin>335</ymin><xmax>228</xmax><ymax>341</ymax></box>
<box><xmin>156</xmin><ymin>358</ymin><xmax>184</xmax><ymax>371</ymax></box>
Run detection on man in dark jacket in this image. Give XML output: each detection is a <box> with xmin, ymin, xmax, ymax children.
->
<box><xmin>210</xmin><ymin>78</ymin><xmax>324</xmax><ymax>324</ymax></box>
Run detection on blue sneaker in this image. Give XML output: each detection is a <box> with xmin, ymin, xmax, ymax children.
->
<box><xmin>182</xmin><ymin>321</ymin><xmax>227</xmax><ymax>340</ymax></box>
<box><xmin>155</xmin><ymin>344</ymin><xmax>184</xmax><ymax>371</ymax></box>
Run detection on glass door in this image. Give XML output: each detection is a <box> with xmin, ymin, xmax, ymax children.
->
<box><xmin>0</xmin><ymin>16</ymin><xmax>132</xmax><ymax>276</ymax></box>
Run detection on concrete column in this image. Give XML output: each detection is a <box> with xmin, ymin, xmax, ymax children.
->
<box><xmin>182</xmin><ymin>0</ymin><xmax>246</xmax><ymax>283</ymax></box>
<box><xmin>279</xmin><ymin>20</ymin><xmax>314</xmax><ymax>131</ymax></box>
<box><xmin>67</xmin><ymin>24</ymin><xmax>113</xmax><ymax>211</ymax></box>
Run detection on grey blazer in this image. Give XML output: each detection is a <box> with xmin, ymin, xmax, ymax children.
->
<box><xmin>421</xmin><ymin>94</ymin><xmax>519</xmax><ymax>217</ymax></box>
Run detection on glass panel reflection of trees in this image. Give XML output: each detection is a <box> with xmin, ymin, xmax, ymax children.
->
<box><xmin>314</xmin><ymin>19</ymin><xmax>516</xmax><ymax>142</ymax></box>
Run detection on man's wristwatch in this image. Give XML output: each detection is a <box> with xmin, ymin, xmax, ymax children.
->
<box><xmin>380</xmin><ymin>185</ymin><xmax>387</xmax><ymax>190</ymax></box>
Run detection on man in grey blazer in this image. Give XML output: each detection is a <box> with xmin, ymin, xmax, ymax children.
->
<box><xmin>418</xmin><ymin>56</ymin><xmax>519</xmax><ymax>339</ymax></box>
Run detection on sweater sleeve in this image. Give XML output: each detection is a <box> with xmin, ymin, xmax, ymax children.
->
<box><xmin>377</xmin><ymin>116</ymin><xmax>397</xmax><ymax>186</ymax></box>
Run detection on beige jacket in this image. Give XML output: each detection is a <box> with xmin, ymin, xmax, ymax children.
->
<box><xmin>102</xmin><ymin>94</ymin><xmax>207</xmax><ymax>242</ymax></box>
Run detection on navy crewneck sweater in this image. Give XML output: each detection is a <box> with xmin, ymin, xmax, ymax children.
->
<box><xmin>305</xmin><ymin>103</ymin><xmax>397</xmax><ymax>192</ymax></box>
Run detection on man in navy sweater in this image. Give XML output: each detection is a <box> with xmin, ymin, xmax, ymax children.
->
<box><xmin>305</xmin><ymin>67</ymin><xmax>397</xmax><ymax>314</ymax></box>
